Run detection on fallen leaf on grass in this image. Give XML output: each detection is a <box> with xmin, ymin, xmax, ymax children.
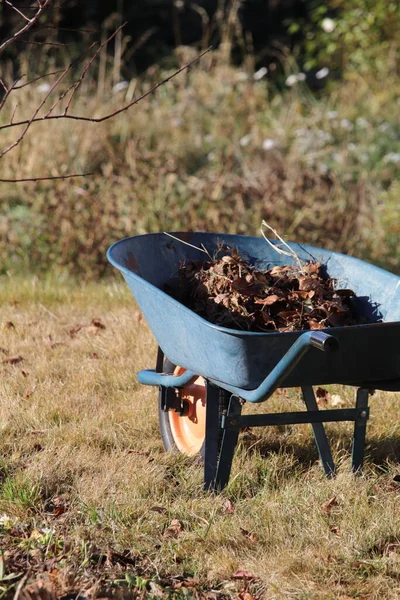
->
<box><xmin>1</xmin><ymin>355</ymin><xmax>23</xmax><ymax>365</ymax></box>
<box><xmin>238</xmin><ymin>591</ymin><xmax>256</xmax><ymax>600</ymax></box>
<box><xmin>4</xmin><ymin>321</ymin><xmax>15</xmax><ymax>330</ymax></box>
<box><xmin>329</xmin><ymin>525</ymin><xmax>341</xmax><ymax>535</ymax></box>
<box><xmin>0</xmin><ymin>347</ymin><xmax>9</xmax><ymax>355</ymax></box>
<box><xmin>164</xmin><ymin>519</ymin><xmax>182</xmax><ymax>537</ymax></box>
<box><xmin>321</xmin><ymin>496</ymin><xmax>338</xmax><ymax>514</ymax></box>
<box><xmin>316</xmin><ymin>387</ymin><xmax>331</xmax><ymax>405</ymax></box>
<box><xmin>240</xmin><ymin>528</ymin><xmax>257</xmax><ymax>542</ymax></box>
<box><xmin>150</xmin><ymin>506</ymin><xmax>168</xmax><ymax>514</ymax></box>
<box><xmin>68</xmin><ymin>325</ymin><xmax>83</xmax><ymax>337</ymax></box>
<box><xmin>222</xmin><ymin>498</ymin><xmax>235</xmax><ymax>514</ymax></box>
<box><xmin>232</xmin><ymin>570</ymin><xmax>257</xmax><ymax>581</ymax></box>
<box><xmin>90</xmin><ymin>317</ymin><xmax>106</xmax><ymax>329</ymax></box>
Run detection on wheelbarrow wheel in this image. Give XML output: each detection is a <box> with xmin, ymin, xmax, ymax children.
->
<box><xmin>158</xmin><ymin>358</ymin><xmax>229</xmax><ymax>458</ymax></box>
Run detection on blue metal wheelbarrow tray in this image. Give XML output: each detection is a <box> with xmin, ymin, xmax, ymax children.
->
<box><xmin>108</xmin><ymin>232</ymin><xmax>400</xmax><ymax>491</ymax></box>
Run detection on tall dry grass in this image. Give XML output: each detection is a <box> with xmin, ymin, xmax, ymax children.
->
<box><xmin>1</xmin><ymin>48</ymin><xmax>399</xmax><ymax>278</ymax></box>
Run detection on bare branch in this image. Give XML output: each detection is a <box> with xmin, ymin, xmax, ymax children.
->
<box><xmin>0</xmin><ymin>173</ymin><xmax>93</xmax><ymax>183</ymax></box>
<box><xmin>5</xmin><ymin>0</ymin><xmax>32</xmax><ymax>22</ymax></box>
<box><xmin>62</xmin><ymin>23</ymin><xmax>127</xmax><ymax>115</ymax></box>
<box><xmin>0</xmin><ymin>46</ymin><xmax>212</xmax><ymax>132</ymax></box>
<box><xmin>0</xmin><ymin>0</ymin><xmax>51</xmax><ymax>54</ymax></box>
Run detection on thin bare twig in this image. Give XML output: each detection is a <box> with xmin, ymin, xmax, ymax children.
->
<box><xmin>0</xmin><ymin>46</ymin><xmax>212</xmax><ymax>132</ymax></box>
<box><xmin>0</xmin><ymin>0</ymin><xmax>51</xmax><ymax>53</ymax></box>
<box><xmin>5</xmin><ymin>0</ymin><xmax>32</xmax><ymax>22</ymax></box>
<box><xmin>0</xmin><ymin>172</ymin><xmax>93</xmax><ymax>183</ymax></box>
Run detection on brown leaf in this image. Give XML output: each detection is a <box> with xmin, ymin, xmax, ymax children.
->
<box><xmin>316</xmin><ymin>387</ymin><xmax>331</xmax><ymax>405</ymax></box>
<box><xmin>240</xmin><ymin>528</ymin><xmax>257</xmax><ymax>542</ymax></box>
<box><xmin>150</xmin><ymin>506</ymin><xmax>168</xmax><ymax>514</ymax></box>
<box><xmin>164</xmin><ymin>518</ymin><xmax>182</xmax><ymax>537</ymax></box>
<box><xmin>329</xmin><ymin>525</ymin><xmax>341</xmax><ymax>535</ymax></box>
<box><xmin>91</xmin><ymin>318</ymin><xmax>106</xmax><ymax>329</ymax></box>
<box><xmin>1</xmin><ymin>355</ymin><xmax>23</xmax><ymax>365</ymax></box>
<box><xmin>89</xmin><ymin>352</ymin><xmax>100</xmax><ymax>359</ymax></box>
<box><xmin>232</xmin><ymin>570</ymin><xmax>257</xmax><ymax>581</ymax></box>
<box><xmin>321</xmin><ymin>496</ymin><xmax>338</xmax><ymax>514</ymax></box>
<box><xmin>308</xmin><ymin>318</ymin><xmax>324</xmax><ymax>330</ymax></box>
<box><xmin>68</xmin><ymin>325</ymin><xmax>83</xmax><ymax>337</ymax></box>
<box><xmin>239</xmin><ymin>592</ymin><xmax>256</xmax><ymax>600</ymax></box>
<box><xmin>4</xmin><ymin>321</ymin><xmax>15</xmax><ymax>330</ymax></box>
<box><xmin>222</xmin><ymin>499</ymin><xmax>235</xmax><ymax>514</ymax></box>
<box><xmin>254</xmin><ymin>294</ymin><xmax>280</xmax><ymax>306</ymax></box>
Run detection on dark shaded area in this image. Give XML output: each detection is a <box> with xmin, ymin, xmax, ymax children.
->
<box><xmin>1</xmin><ymin>0</ymin><xmax>316</xmax><ymax>73</ymax></box>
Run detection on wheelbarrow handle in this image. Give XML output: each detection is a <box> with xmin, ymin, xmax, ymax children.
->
<box><xmin>137</xmin><ymin>368</ymin><xmax>197</xmax><ymax>387</ymax></box>
<box><xmin>137</xmin><ymin>330</ymin><xmax>338</xmax><ymax>403</ymax></box>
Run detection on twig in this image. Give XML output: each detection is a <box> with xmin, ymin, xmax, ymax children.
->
<box><xmin>0</xmin><ymin>46</ymin><xmax>212</xmax><ymax>132</ymax></box>
<box><xmin>163</xmin><ymin>232</ymin><xmax>211</xmax><ymax>256</ymax></box>
<box><xmin>0</xmin><ymin>172</ymin><xmax>93</xmax><ymax>183</ymax></box>
<box><xmin>260</xmin><ymin>220</ymin><xmax>304</xmax><ymax>270</ymax></box>
<box><xmin>0</xmin><ymin>0</ymin><xmax>51</xmax><ymax>53</ymax></box>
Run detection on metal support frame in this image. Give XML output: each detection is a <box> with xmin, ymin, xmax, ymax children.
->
<box><xmin>204</xmin><ymin>385</ymin><xmax>370</xmax><ymax>491</ymax></box>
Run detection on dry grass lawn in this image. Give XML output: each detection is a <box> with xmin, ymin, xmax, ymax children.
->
<box><xmin>1</xmin><ymin>276</ymin><xmax>400</xmax><ymax>599</ymax></box>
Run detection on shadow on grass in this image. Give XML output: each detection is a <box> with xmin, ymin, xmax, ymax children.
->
<box><xmin>239</xmin><ymin>429</ymin><xmax>400</xmax><ymax>473</ymax></box>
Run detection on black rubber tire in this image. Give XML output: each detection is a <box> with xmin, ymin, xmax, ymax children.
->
<box><xmin>158</xmin><ymin>358</ymin><xmax>229</xmax><ymax>459</ymax></box>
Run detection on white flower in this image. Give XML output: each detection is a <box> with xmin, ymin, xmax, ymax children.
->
<box><xmin>207</xmin><ymin>151</ymin><xmax>216</xmax><ymax>161</ymax></box>
<box><xmin>340</xmin><ymin>119</ymin><xmax>353</xmax><ymax>130</ymax></box>
<box><xmin>321</xmin><ymin>18</ymin><xmax>336</xmax><ymax>33</ymax></box>
<box><xmin>327</xmin><ymin>111</ymin><xmax>338</xmax><ymax>119</ymax></box>
<box><xmin>315</xmin><ymin>67</ymin><xmax>330</xmax><ymax>80</ymax></box>
<box><xmin>0</xmin><ymin>514</ymin><xmax>12</xmax><ymax>527</ymax></box>
<box><xmin>285</xmin><ymin>74</ymin><xmax>298</xmax><ymax>87</ymax></box>
<box><xmin>356</xmin><ymin>117</ymin><xmax>369</xmax><ymax>128</ymax></box>
<box><xmin>112</xmin><ymin>81</ymin><xmax>129</xmax><ymax>94</ymax></box>
<box><xmin>37</xmin><ymin>83</ymin><xmax>51</xmax><ymax>93</ymax></box>
<box><xmin>383</xmin><ymin>152</ymin><xmax>400</xmax><ymax>164</ymax></box>
<box><xmin>239</xmin><ymin>135</ymin><xmax>251</xmax><ymax>147</ymax></box>
<box><xmin>285</xmin><ymin>73</ymin><xmax>305</xmax><ymax>87</ymax></box>
<box><xmin>262</xmin><ymin>138</ymin><xmax>276</xmax><ymax>151</ymax></box>
<box><xmin>253</xmin><ymin>67</ymin><xmax>268</xmax><ymax>81</ymax></box>
<box><xmin>204</xmin><ymin>134</ymin><xmax>214</xmax><ymax>143</ymax></box>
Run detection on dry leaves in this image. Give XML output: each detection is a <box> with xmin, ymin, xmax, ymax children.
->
<box><xmin>222</xmin><ymin>498</ymin><xmax>236</xmax><ymax>514</ymax></box>
<box><xmin>232</xmin><ymin>570</ymin><xmax>257</xmax><ymax>581</ymax></box>
<box><xmin>164</xmin><ymin>518</ymin><xmax>182</xmax><ymax>538</ymax></box>
<box><xmin>68</xmin><ymin>318</ymin><xmax>106</xmax><ymax>337</ymax></box>
<box><xmin>166</xmin><ymin>248</ymin><xmax>362</xmax><ymax>332</ymax></box>
<box><xmin>1</xmin><ymin>354</ymin><xmax>23</xmax><ymax>365</ymax></box>
<box><xmin>321</xmin><ymin>496</ymin><xmax>339</xmax><ymax>514</ymax></box>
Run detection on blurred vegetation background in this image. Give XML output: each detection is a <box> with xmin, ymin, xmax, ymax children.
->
<box><xmin>0</xmin><ymin>0</ymin><xmax>399</xmax><ymax>278</ymax></box>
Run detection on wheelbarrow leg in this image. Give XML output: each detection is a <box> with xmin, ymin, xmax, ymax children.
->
<box><xmin>203</xmin><ymin>382</ymin><xmax>221</xmax><ymax>491</ymax></box>
<box><xmin>301</xmin><ymin>386</ymin><xmax>336</xmax><ymax>477</ymax></box>
<box><xmin>214</xmin><ymin>395</ymin><xmax>243</xmax><ymax>492</ymax></box>
<box><xmin>352</xmin><ymin>388</ymin><xmax>370</xmax><ymax>474</ymax></box>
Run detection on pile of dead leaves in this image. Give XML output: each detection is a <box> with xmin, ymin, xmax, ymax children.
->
<box><xmin>166</xmin><ymin>249</ymin><xmax>360</xmax><ymax>332</ymax></box>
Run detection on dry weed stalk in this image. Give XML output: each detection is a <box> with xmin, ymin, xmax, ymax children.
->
<box><xmin>0</xmin><ymin>2</ymin><xmax>211</xmax><ymax>182</ymax></box>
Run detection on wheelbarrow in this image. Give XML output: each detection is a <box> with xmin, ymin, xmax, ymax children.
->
<box><xmin>107</xmin><ymin>232</ymin><xmax>400</xmax><ymax>491</ymax></box>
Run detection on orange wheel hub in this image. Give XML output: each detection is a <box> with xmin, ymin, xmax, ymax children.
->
<box><xmin>168</xmin><ymin>367</ymin><xmax>206</xmax><ymax>456</ymax></box>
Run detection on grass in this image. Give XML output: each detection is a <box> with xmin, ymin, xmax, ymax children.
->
<box><xmin>1</xmin><ymin>50</ymin><xmax>399</xmax><ymax>277</ymax></box>
<box><xmin>1</xmin><ymin>276</ymin><xmax>400</xmax><ymax>599</ymax></box>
